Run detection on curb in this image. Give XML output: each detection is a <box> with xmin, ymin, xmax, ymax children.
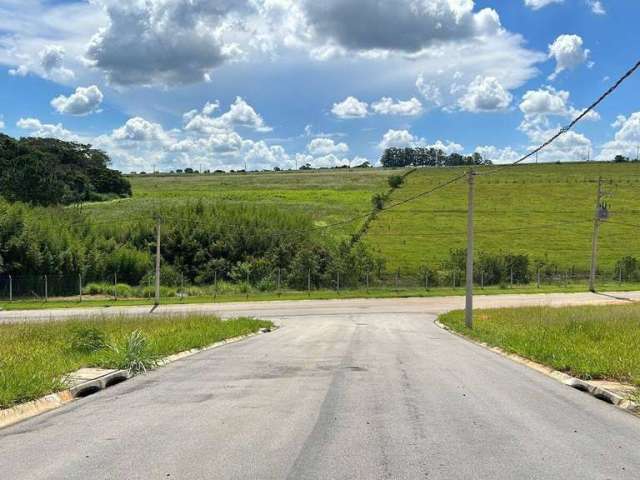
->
<box><xmin>0</xmin><ymin>326</ymin><xmax>276</xmax><ymax>431</ymax></box>
<box><xmin>434</xmin><ymin>319</ymin><xmax>639</xmax><ymax>416</ymax></box>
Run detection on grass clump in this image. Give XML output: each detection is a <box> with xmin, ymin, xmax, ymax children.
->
<box><xmin>439</xmin><ymin>303</ymin><xmax>640</xmax><ymax>386</ymax></box>
<box><xmin>0</xmin><ymin>315</ymin><xmax>272</xmax><ymax>409</ymax></box>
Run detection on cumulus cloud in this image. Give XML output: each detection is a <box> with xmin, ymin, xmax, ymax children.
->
<box><xmin>16</xmin><ymin>117</ymin><xmax>78</xmax><ymax>141</ymax></box>
<box><xmin>474</xmin><ymin>145</ymin><xmax>521</xmax><ymax>164</ymax></box>
<box><xmin>307</xmin><ymin>137</ymin><xmax>349</xmax><ymax>156</ymax></box>
<box><xmin>86</xmin><ymin>0</ymin><xmax>249</xmax><ymax>86</ymax></box>
<box><xmin>51</xmin><ymin>85</ymin><xmax>104</xmax><ymax>116</ymax></box>
<box><xmin>598</xmin><ymin>113</ymin><xmax>640</xmax><ymax>160</ymax></box>
<box><xmin>111</xmin><ymin>117</ymin><xmax>169</xmax><ymax>143</ymax></box>
<box><xmin>184</xmin><ymin>97</ymin><xmax>271</xmax><ymax>133</ymax></box>
<box><xmin>371</xmin><ymin>97</ymin><xmax>423</xmax><ymax>116</ymax></box>
<box><xmin>40</xmin><ymin>44</ymin><xmax>74</xmax><ymax>81</ymax></box>
<box><xmin>331</xmin><ymin>96</ymin><xmax>369</xmax><ymax>118</ymax></box>
<box><xmin>458</xmin><ymin>76</ymin><xmax>512</xmax><ymax>112</ymax></box>
<box><xmin>301</xmin><ymin>1</ymin><xmax>500</xmax><ymax>54</ymax></box>
<box><xmin>524</xmin><ymin>0</ymin><xmax>563</xmax><ymax>10</ymax></box>
<box><xmin>548</xmin><ymin>34</ymin><xmax>590</xmax><ymax>80</ymax></box>
<box><xmin>378</xmin><ymin>129</ymin><xmax>420</xmax><ymax>149</ymax></box>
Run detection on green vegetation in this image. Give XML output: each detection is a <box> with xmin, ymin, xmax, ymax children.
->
<box><xmin>0</xmin><ymin>134</ymin><xmax>131</xmax><ymax>205</ymax></box>
<box><xmin>0</xmin><ymin>315</ymin><xmax>272</xmax><ymax>408</ymax></box>
<box><xmin>364</xmin><ymin>162</ymin><xmax>640</xmax><ymax>275</ymax></box>
<box><xmin>440</xmin><ymin>303</ymin><xmax>640</xmax><ymax>387</ymax></box>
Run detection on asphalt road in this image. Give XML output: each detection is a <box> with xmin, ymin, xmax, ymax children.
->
<box><xmin>2</xmin><ymin>293</ymin><xmax>640</xmax><ymax>479</ymax></box>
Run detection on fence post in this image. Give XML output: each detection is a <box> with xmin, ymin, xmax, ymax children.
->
<box><xmin>452</xmin><ymin>270</ymin><xmax>456</xmax><ymax>288</ymax></box>
<box><xmin>181</xmin><ymin>273</ymin><xmax>185</xmax><ymax>301</ymax></box>
<box><xmin>537</xmin><ymin>268</ymin><xmax>541</xmax><ymax>288</ymax></box>
<box><xmin>619</xmin><ymin>266</ymin><xmax>623</xmax><ymax>284</ymax></box>
<box><xmin>277</xmin><ymin>268</ymin><xmax>281</xmax><ymax>292</ymax></box>
<box><xmin>336</xmin><ymin>271</ymin><xmax>340</xmax><ymax>293</ymax></box>
<box><xmin>44</xmin><ymin>274</ymin><xmax>48</xmax><ymax>302</ymax></box>
<box><xmin>9</xmin><ymin>274</ymin><xmax>12</xmax><ymax>302</ymax></box>
<box><xmin>481</xmin><ymin>271</ymin><xmax>484</xmax><ymax>290</ymax></box>
<box><xmin>425</xmin><ymin>272</ymin><xmax>429</xmax><ymax>291</ymax></box>
<box><xmin>114</xmin><ymin>272</ymin><xmax>118</xmax><ymax>301</ymax></box>
<box><xmin>366</xmin><ymin>271</ymin><xmax>370</xmax><ymax>292</ymax></box>
<box><xmin>214</xmin><ymin>270</ymin><xmax>218</xmax><ymax>302</ymax></box>
<box><xmin>395</xmin><ymin>269</ymin><xmax>400</xmax><ymax>289</ymax></box>
<box><xmin>79</xmin><ymin>273</ymin><xmax>82</xmax><ymax>302</ymax></box>
<box><xmin>246</xmin><ymin>270</ymin><xmax>250</xmax><ymax>299</ymax></box>
<box><xmin>307</xmin><ymin>268</ymin><xmax>311</xmax><ymax>296</ymax></box>
<box><xmin>510</xmin><ymin>267</ymin><xmax>514</xmax><ymax>288</ymax></box>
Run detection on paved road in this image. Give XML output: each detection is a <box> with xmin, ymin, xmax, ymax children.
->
<box><xmin>2</xmin><ymin>293</ymin><xmax>640</xmax><ymax>479</ymax></box>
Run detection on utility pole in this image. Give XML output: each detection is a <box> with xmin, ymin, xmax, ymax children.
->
<box><xmin>465</xmin><ymin>169</ymin><xmax>475</xmax><ymax>329</ymax></box>
<box><xmin>589</xmin><ymin>177</ymin><xmax>604</xmax><ymax>292</ymax></box>
<box><xmin>155</xmin><ymin>218</ymin><xmax>161</xmax><ymax>305</ymax></box>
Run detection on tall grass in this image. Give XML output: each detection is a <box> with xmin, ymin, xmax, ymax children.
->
<box><xmin>440</xmin><ymin>303</ymin><xmax>640</xmax><ymax>385</ymax></box>
<box><xmin>0</xmin><ymin>315</ymin><xmax>272</xmax><ymax>409</ymax></box>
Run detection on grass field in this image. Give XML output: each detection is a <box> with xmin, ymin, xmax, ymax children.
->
<box><xmin>364</xmin><ymin>162</ymin><xmax>640</xmax><ymax>274</ymax></box>
<box><xmin>83</xmin><ymin>169</ymin><xmax>398</xmax><ymax>238</ymax></box>
<box><xmin>0</xmin><ymin>315</ymin><xmax>272</xmax><ymax>409</ymax></box>
<box><xmin>440</xmin><ymin>303</ymin><xmax>640</xmax><ymax>388</ymax></box>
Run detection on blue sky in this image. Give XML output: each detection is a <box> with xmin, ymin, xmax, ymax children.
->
<box><xmin>0</xmin><ymin>0</ymin><xmax>639</xmax><ymax>172</ymax></box>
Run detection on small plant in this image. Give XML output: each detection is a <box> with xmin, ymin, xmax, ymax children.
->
<box><xmin>371</xmin><ymin>193</ymin><xmax>385</xmax><ymax>210</ymax></box>
<box><xmin>387</xmin><ymin>175</ymin><xmax>404</xmax><ymax>189</ymax></box>
<box><xmin>70</xmin><ymin>326</ymin><xmax>107</xmax><ymax>353</ymax></box>
<box><xmin>106</xmin><ymin>330</ymin><xmax>158</xmax><ymax>375</ymax></box>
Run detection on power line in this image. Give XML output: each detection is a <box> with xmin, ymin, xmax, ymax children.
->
<box><xmin>479</xmin><ymin>58</ymin><xmax>640</xmax><ymax>176</ymax></box>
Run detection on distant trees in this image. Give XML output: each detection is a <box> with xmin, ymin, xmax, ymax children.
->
<box><xmin>0</xmin><ymin>134</ymin><xmax>130</xmax><ymax>206</ymax></box>
<box><xmin>380</xmin><ymin>147</ymin><xmax>491</xmax><ymax>168</ymax></box>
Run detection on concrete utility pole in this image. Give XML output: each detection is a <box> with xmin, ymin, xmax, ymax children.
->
<box><xmin>465</xmin><ymin>169</ymin><xmax>475</xmax><ymax>329</ymax></box>
<box><xmin>589</xmin><ymin>177</ymin><xmax>604</xmax><ymax>292</ymax></box>
<box><xmin>155</xmin><ymin>219</ymin><xmax>161</xmax><ymax>305</ymax></box>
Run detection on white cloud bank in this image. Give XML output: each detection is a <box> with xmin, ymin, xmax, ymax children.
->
<box><xmin>548</xmin><ymin>34</ymin><xmax>590</xmax><ymax>80</ymax></box>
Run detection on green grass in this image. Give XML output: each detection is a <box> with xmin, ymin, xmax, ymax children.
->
<box><xmin>0</xmin><ymin>315</ymin><xmax>273</xmax><ymax>409</ymax></box>
<box><xmin>440</xmin><ymin>303</ymin><xmax>640</xmax><ymax>387</ymax></box>
<box><xmin>364</xmin><ymin>162</ymin><xmax>640</xmax><ymax>274</ymax></box>
<box><xmin>2</xmin><ymin>281</ymin><xmax>640</xmax><ymax>311</ymax></box>
<box><xmin>83</xmin><ymin>169</ymin><xmax>399</xmax><ymax>238</ymax></box>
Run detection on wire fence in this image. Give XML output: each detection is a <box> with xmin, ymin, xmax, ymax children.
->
<box><xmin>0</xmin><ymin>266</ymin><xmax>636</xmax><ymax>302</ymax></box>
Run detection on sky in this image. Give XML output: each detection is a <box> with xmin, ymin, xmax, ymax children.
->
<box><xmin>0</xmin><ymin>0</ymin><xmax>639</xmax><ymax>172</ymax></box>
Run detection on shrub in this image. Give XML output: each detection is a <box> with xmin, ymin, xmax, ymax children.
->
<box><xmin>388</xmin><ymin>175</ymin><xmax>404</xmax><ymax>189</ymax></box>
<box><xmin>103</xmin><ymin>330</ymin><xmax>158</xmax><ymax>375</ymax></box>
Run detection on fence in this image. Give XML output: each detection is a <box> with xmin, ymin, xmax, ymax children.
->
<box><xmin>0</xmin><ymin>266</ymin><xmax>637</xmax><ymax>302</ymax></box>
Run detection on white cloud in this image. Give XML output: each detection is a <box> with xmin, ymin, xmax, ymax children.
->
<box><xmin>524</xmin><ymin>0</ymin><xmax>563</xmax><ymax>10</ymax></box>
<box><xmin>598</xmin><ymin>112</ymin><xmax>640</xmax><ymax>160</ymax></box>
<box><xmin>428</xmin><ymin>140</ymin><xmax>464</xmax><ymax>155</ymax></box>
<box><xmin>184</xmin><ymin>97</ymin><xmax>271</xmax><ymax>133</ymax></box>
<box><xmin>475</xmin><ymin>145</ymin><xmax>521</xmax><ymax>164</ymax></box>
<box><xmin>39</xmin><ymin>44</ymin><xmax>74</xmax><ymax>81</ymax></box>
<box><xmin>458</xmin><ymin>76</ymin><xmax>512</xmax><ymax>112</ymax></box>
<box><xmin>307</xmin><ymin>137</ymin><xmax>349</xmax><ymax>156</ymax></box>
<box><xmin>86</xmin><ymin>0</ymin><xmax>248</xmax><ymax>86</ymax></box>
<box><xmin>16</xmin><ymin>117</ymin><xmax>78</xmax><ymax>141</ymax></box>
<box><xmin>0</xmin><ymin>117</ymin><xmax>4</xmax><ymax>130</ymax></box>
<box><xmin>378</xmin><ymin>129</ymin><xmax>419</xmax><ymax>149</ymax></box>
<box><xmin>416</xmin><ymin>75</ymin><xmax>443</xmax><ymax>107</ymax></box>
<box><xmin>371</xmin><ymin>97</ymin><xmax>423</xmax><ymax>116</ymax></box>
<box><xmin>548</xmin><ymin>34</ymin><xmax>590</xmax><ymax>80</ymax></box>
<box><xmin>9</xmin><ymin>65</ymin><xmax>29</xmax><ymax>76</ymax></box>
<box><xmin>51</xmin><ymin>85</ymin><xmax>104</xmax><ymax>116</ymax></box>
<box><xmin>519</xmin><ymin>86</ymin><xmax>599</xmax><ymax>131</ymax></box>
<box><xmin>111</xmin><ymin>117</ymin><xmax>168</xmax><ymax>143</ymax></box>
<box><xmin>588</xmin><ymin>1</ymin><xmax>606</xmax><ymax>14</ymax></box>
<box><xmin>331</xmin><ymin>96</ymin><xmax>369</xmax><ymax>119</ymax></box>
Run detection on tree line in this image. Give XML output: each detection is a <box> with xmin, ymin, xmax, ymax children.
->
<box><xmin>0</xmin><ymin>134</ymin><xmax>131</xmax><ymax>206</ymax></box>
<box><xmin>380</xmin><ymin>147</ymin><xmax>492</xmax><ymax>168</ymax></box>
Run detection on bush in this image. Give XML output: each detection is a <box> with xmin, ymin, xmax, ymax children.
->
<box><xmin>103</xmin><ymin>330</ymin><xmax>158</xmax><ymax>375</ymax></box>
<box><xmin>388</xmin><ymin>175</ymin><xmax>404</xmax><ymax>189</ymax></box>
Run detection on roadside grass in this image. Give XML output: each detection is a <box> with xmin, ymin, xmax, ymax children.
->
<box><xmin>0</xmin><ymin>315</ymin><xmax>272</xmax><ymax>409</ymax></box>
<box><xmin>2</xmin><ymin>281</ymin><xmax>640</xmax><ymax>311</ymax></box>
<box><xmin>440</xmin><ymin>303</ymin><xmax>640</xmax><ymax>387</ymax></box>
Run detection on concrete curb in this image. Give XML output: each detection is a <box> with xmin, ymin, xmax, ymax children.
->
<box><xmin>434</xmin><ymin>319</ymin><xmax>639</xmax><ymax>416</ymax></box>
<box><xmin>0</xmin><ymin>326</ymin><xmax>276</xmax><ymax>431</ymax></box>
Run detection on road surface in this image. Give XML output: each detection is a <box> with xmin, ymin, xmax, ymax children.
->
<box><xmin>1</xmin><ymin>293</ymin><xmax>640</xmax><ymax>479</ymax></box>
